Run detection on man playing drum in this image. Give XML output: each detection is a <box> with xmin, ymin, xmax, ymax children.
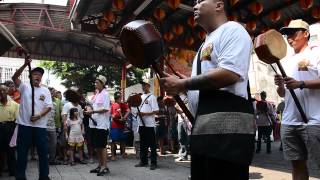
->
<box><xmin>275</xmin><ymin>19</ymin><xmax>320</xmax><ymax>180</ymax></box>
<box><xmin>160</xmin><ymin>0</ymin><xmax>255</xmax><ymax>179</ymax></box>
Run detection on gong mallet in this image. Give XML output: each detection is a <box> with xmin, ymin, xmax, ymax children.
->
<box><xmin>0</xmin><ymin>22</ymin><xmax>35</xmax><ymax>116</ymax></box>
<box><xmin>254</xmin><ymin>29</ymin><xmax>308</xmax><ymax>123</ymax></box>
<box><xmin>120</xmin><ymin>20</ymin><xmax>195</xmax><ymax>124</ymax></box>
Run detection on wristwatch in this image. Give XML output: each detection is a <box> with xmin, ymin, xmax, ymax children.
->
<box><xmin>299</xmin><ymin>81</ymin><xmax>306</xmax><ymax>90</ymax></box>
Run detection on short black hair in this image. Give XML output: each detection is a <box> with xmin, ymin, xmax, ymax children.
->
<box><xmin>69</xmin><ymin>108</ymin><xmax>79</xmax><ymax>120</ymax></box>
<box><xmin>65</xmin><ymin>89</ymin><xmax>81</xmax><ymax>103</ymax></box>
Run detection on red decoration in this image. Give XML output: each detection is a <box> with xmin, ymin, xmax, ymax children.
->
<box><xmin>269</xmin><ymin>10</ymin><xmax>281</xmax><ymax>22</ymax></box>
<box><xmin>185</xmin><ymin>37</ymin><xmax>194</xmax><ymax>46</ymax></box>
<box><xmin>163</xmin><ymin>32</ymin><xmax>174</xmax><ymax>41</ymax></box>
<box><xmin>167</xmin><ymin>0</ymin><xmax>181</xmax><ymax>10</ymax></box>
<box><xmin>113</xmin><ymin>0</ymin><xmax>125</xmax><ymax>10</ymax></box>
<box><xmin>172</xmin><ymin>24</ymin><xmax>184</xmax><ymax>35</ymax></box>
<box><xmin>249</xmin><ymin>2</ymin><xmax>263</xmax><ymax>15</ymax></box>
<box><xmin>153</xmin><ymin>8</ymin><xmax>166</xmax><ymax>21</ymax></box>
<box><xmin>198</xmin><ymin>31</ymin><xmax>206</xmax><ymax>40</ymax></box>
<box><xmin>103</xmin><ymin>11</ymin><xmax>114</xmax><ymax>22</ymax></box>
<box><xmin>187</xmin><ymin>16</ymin><xmax>197</xmax><ymax>27</ymax></box>
<box><xmin>300</xmin><ymin>0</ymin><xmax>313</xmax><ymax>10</ymax></box>
<box><xmin>230</xmin><ymin>0</ymin><xmax>240</xmax><ymax>6</ymax></box>
<box><xmin>312</xmin><ymin>6</ymin><xmax>320</xmax><ymax>19</ymax></box>
<box><xmin>246</xmin><ymin>21</ymin><xmax>257</xmax><ymax>31</ymax></box>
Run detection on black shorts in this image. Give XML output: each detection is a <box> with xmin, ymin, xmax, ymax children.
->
<box><xmin>93</xmin><ymin>129</ymin><xmax>109</xmax><ymax>148</ymax></box>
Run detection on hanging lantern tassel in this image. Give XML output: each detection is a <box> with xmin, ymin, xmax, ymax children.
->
<box><xmin>198</xmin><ymin>30</ymin><xmax>206</xmax><ymax>40</ymax></box>
<box><xmin>312</xmin><ymin>6</ymin><xmax>320</xmax><ymax>19</ymax></box>
<box><xmin>249</xmin><ymin>2</ymin><xmax>263</xmax><ymax>16</ymax></box>
<box><xmin>269</xmin><ymin>10</ymin><xmax>281</xmax><ymax>23</ymax></box>
<box><xmin>167</xmin><ymin>0</ymin><xmax>181</xmax><ymax>10</ymax></box>
<box><xmin>153</xmin><ymin>8</ymin><xmax>166</xmax><ymax>21</ymax></box>
<box><xmin>113</xmin><ymin>0</ymin><xmax>125</xmax><ymax>10</ymax></box>
<box><xmin>300</xmin><ymin>0</ymin><xmax>313</xmax><ymax>10</ymax></box>
<box><xmin>185</xmin><ymin>37</ymin><xmax>194</xmax><ymax>46</ymax></box>
<box><xmin>163</xmin><ymin>32</ymin><xmax>174</xmax><ymax>41</ymax></box>
<box><xmin>103</xmin><ymin>11</ymin><xmax>115</xmax><ymax>22</ymax></box>
<box><xmin>172</xmin><ymin>24</ymin><xmax>184</xmax><ymax>35</ymax></box>
<box><xmin>246</xmin><ymin>21</ymin><xmax>257</xmax><ymax>31</ymax></box>
<box><xmin>187</xmin><ymin>16</ymin><xmax>197</xmax><ymax>27</ymax></box>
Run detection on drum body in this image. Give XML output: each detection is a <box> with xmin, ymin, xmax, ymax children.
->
<box><xmin>120</xmin><ymin>20</ymin><xmax>164</xmax><ymax>69</ymax></box>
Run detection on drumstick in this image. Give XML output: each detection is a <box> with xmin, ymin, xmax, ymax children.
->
<box><xmin>0</xmin><ymin>22</ymin><xmax>35</xmax><ymax>116</ymax></box>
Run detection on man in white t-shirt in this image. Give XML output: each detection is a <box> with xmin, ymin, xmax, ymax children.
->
<box><xmin>85</xmin><ymin>75</ymin><xmax>111</xmax><ymax>176</ymax></box>
<box><xmin>160</xmin><ymin>0</ymin><xmax>255</xmax><ymax>179</ymax></box>
<box><xmin>275</xmin><ymin>19</ymin><xmax>320</xmax><ymax>180</ymax></box>
<box><xmin>12</xmin><ymin>59</ymin><xmax>53</xmax><ymax>180</ymax></box>
<box><xmin>134</xmin><ymin>81</ymin><xmax>159</xmax><ymax>170</ymax></box>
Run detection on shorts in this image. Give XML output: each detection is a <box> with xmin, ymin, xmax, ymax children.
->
<box><xmin>68</xmin><ymin>141</ymin><xmax>84</xmax><ymax>147</ymax></box>
<box><xmin>92</xmin><ymin>128</ymin><xmax>109</xmax><ymax>148</ymax></box>
<box><xmin>110</xmin><ymin>128</ymin><xmax>127</xmax><ymax>142</ymax></box>
<box><xmin>281</xmin><ymin>125</ymin><xmax>320</xmax><ymax>167</ymax></box>
<box><xmin>85</xmin><ymin>127</ymin><xmax>95</xmax><ymax>145</ymax></box>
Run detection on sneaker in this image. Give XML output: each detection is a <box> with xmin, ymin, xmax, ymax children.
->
<box><xmin>97</xmin><ymin>167</ymin><xmax>110</xmax><ymax>176</ymax></box>
<box><xmin>70</xmin><ymin>161</ymin><xmax>76</xmax><ymax>166</ymax></box>
<box><xmin>134</xmin><ymin>162</ymin><xmax>148</xmax><ymax>167</ymax></box>
<box><xmin>90</xmin><ymin>166</ymin><xmax>101</xmax><ymax>173</ymax></box>
<box><xmin>150</xmin><ymin>164</ymin><xmax>157</xmax><ymax>170</ymax></box>
<box><xmin>175</xmin><ymin>157</ymin><xmax>188</xmax><ymax>162</ymax></box>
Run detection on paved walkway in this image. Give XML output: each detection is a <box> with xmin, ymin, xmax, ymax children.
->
<box><xmin>0</xmin><ymin>142</ymin><xmax>319</xmax><ymax>180</ymax></box>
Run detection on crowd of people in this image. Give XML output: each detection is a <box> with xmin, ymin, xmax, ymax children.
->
<box><xmin>0</xmin><ymin>0</ymin><xmax>320</xmax><ymax>180</ymax></box>
<box><xmin>0</xmin><ymin>61</ymin><xmax>192</xmax><ymax>179</ymax></box>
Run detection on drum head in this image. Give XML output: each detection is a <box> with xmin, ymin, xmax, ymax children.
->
<box><xmin>254</xmin><ymin>29</ymin><xmax>287</xmax><ymax>64</ymax></box>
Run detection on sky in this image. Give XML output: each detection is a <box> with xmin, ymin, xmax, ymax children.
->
<box><xmin>0</xmin><ymin>0</ymin><xmax>68</xmax><ymax>6</ymax></box>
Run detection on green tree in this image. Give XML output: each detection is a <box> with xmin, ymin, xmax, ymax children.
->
<box><xmin>40</xmin><ymin>61</ymin><xmax>145</xmax><ymax>93</ymax></box>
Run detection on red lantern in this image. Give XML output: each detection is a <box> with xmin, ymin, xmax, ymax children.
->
<box><xmin>187</xmin><ymin>16</ymin><xmax>196</xmax><ymax>27</ymax></box>
<box><xmin>97</xmin><ymin>19</ymin><xmax>110</xmax><ymax>33</ymax></box>
<box><xmin>269</xmin><ymin>10</ymin><xmax>281</xmax><ymax>22</ymax></box>
<box><xmin>198</xmin><ymin>31</ymin><xmax>206</xmax><ymax>40</ymax></box>
<box><xmin>163</xmin><ymin>32</ymin><xmax>174</xmax><ymax>41</ymax></box>
<box><xmin>167</xmin><ymin>0</ymin><xmax>181</xmax><ymax>10</ymax></box>
<box><xmin>185</xmin><ymin>37</ymin><xmax>194</xmax><ymax>46</ymax></box>
<box><xmin>230</xmin><ymin>0</ymin><xmax>240</xmax><ymax>6</ymax></box>
<box><xmin>113</xmin><ymin>0</ymin><xmax>125</xmax><ymax>10</ymax></box>
<box><xmin>300</xmin><ymin>0</ymin><xmax>313</xmax><ymax>10</ymax></box>
<box><xmin>312</xmin><ymin>6</ymin><xmax>320</xmax><ymax>19</ymax></box>
<box><xmin>249</xmin><ymin>2</ymin><xmax>263</xmax><ymax>15</ymax></box>
<box><xmin>246</xmin><ymin>21</ymin><xmax>257</xmax><ymax>31</ymax></box>
<box><xmin>153</xmin><ymin>8</ymin><xmax>166</xmax><ymax>21</ymax></box>
<box><xmin>172</xmin><ymin>24</ymin><xmax>184</xmax><ymax>35</ymax></box>
<box><xmin>228</xmin><ymin>14</ymin><xmax>238</xmax><ymax>21</ymax></box>
<box><xmin>103</xmin><ymin>11</ymin><xmax>114</xmax><ymax>22</ymax></box>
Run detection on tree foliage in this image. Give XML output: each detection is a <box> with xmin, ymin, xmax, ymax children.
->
<box><xmin>40</xmin><ymin>61</ymin><xmax>145</xmax><ymax>93</ymax></box>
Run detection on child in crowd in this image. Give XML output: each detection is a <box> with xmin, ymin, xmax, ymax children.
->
<box><xmin>66</xmin><ymin>108</ymin><xmax>87</xmax><ymax>165</ymax></box>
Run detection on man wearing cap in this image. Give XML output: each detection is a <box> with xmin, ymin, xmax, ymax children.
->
<box><xmin>275</xmin><ymin>19</ymin><xmax>320</xmax><ymax>180</ymax></box>
<box><xmin>12</xmin><ymin>59</ymin><xmax>53</xmax><ymax>180</ymax></box>
<box><xmin>85</xmin><ymin>75</ymin><xmax>111</xmax><ymax>176</ymax></box>
<box><xmin>134</xmin><ymin>80</ymin><xmax>159</xmax><ymax>170</ymax></box>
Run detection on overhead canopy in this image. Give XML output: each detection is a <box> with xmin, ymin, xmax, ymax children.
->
<box><xmin>70</xmin><ymin>0</ymin><xmax>320</xmax><ymax>50</ymax></box>
<box><xmin>0</xmin><ymin>2</ymin><xmax>125</xmax><ymax>65</ymax></box>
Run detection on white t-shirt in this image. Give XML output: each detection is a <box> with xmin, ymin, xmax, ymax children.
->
<box><xmin>281</xmin><ymin>46</ymin><xmax>320</xmax><ymax>125</ymax></box>
<box><xmin>62</xmin><ymin>102</ymin><xmax>84</xmax><ymax>124</ymax></box>
<box><xmin>188</xmin><ymin>21</ymin><xmax>252</xmax><ymax>113</ymax></box>
<box><xmin>137</xmin><ymin>93</ymin><xmax>159</xmax><ymax>127</ymax></box>
<box><xmin>91</xmin><ymin>89</ymin><xmax>111</xmax><ymax>130</ymax></box>
<box><xmin>17</xmin><ymin>83</ymin><xmax>53</xmax><ymax>128</ymax></box>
